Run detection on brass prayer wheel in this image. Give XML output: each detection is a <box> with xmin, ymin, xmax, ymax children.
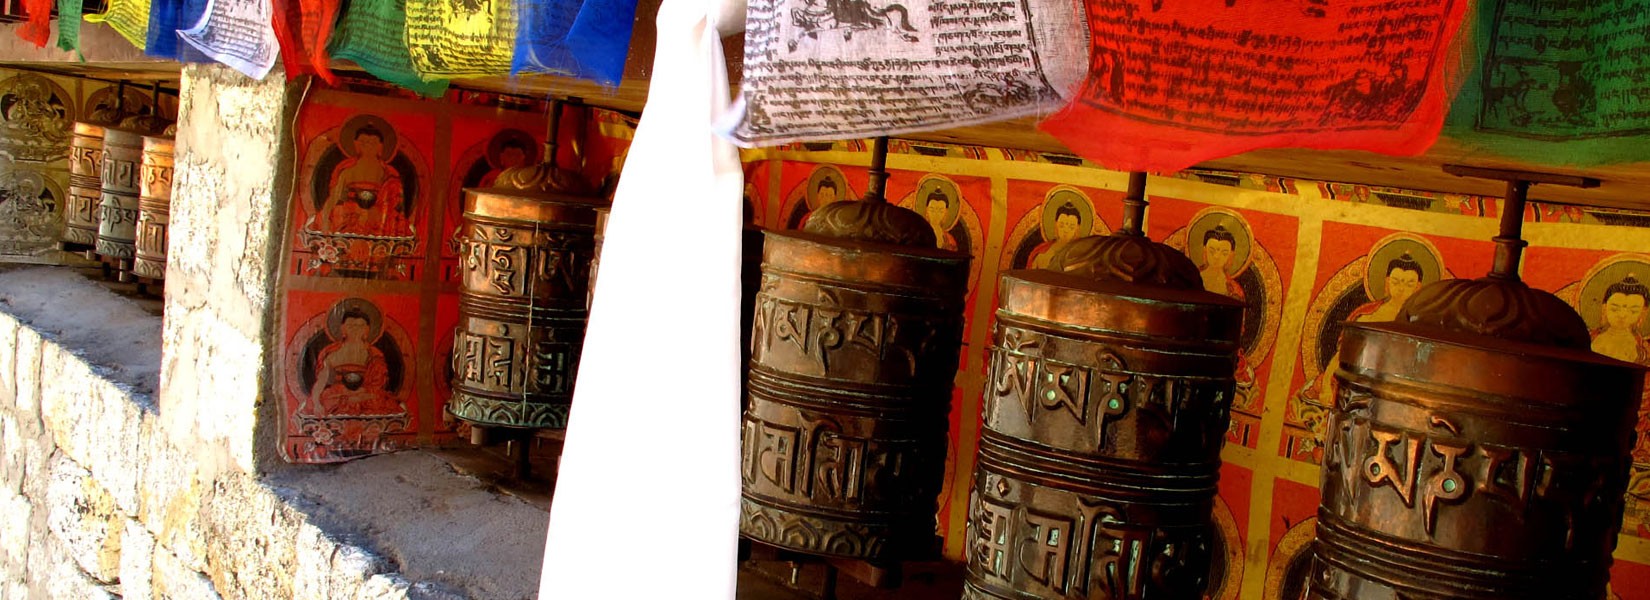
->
<box><xmin>740</xmin><ymin>200</ymin><xmax>970</xmax><ymax>561</ymax></box>
<box><xmin>447</xmin><ymin>167</ymin><xmax>604</xmax><ymax>430</ymax></box>
<box><xmin>1307</xmin><ymin>171</ymin><xmax>1646</xmax><ymax>600</ymax></box>
<box><xmin>1309</xmin><ymin>282</ymin><xmax>1642</xmax><ymax>599</ymax></box>
<box><xmin>95</xmin><ymin>127</ymin><xmax>144</xmax><ymax>276</ymax></box>
<box><xmin>588</xmin><ymin>206</ymin><xmax>609</xmax><ymax>310</ymax></box>
<box><xmin>132</xmin><ymin>134</ymin><xmax>174</xmax><ymax>281</ymax></box>
<box><xmin>962</xmin><ymin>215</ymin><xmax>1244</xmax><ymax>599</ymax></box>
<box><xmin>62</xmin><ymin>121</ymin><xmax>106</xmax><ymax>253</ymax></box>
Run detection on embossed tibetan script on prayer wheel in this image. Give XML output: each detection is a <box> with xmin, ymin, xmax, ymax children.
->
<box><xmin>1306</xmin><ymin>169</ymin><xmax>1646</xmax><ymax>600</ymax></box>
<box><xmin>963</xmin><ymin>174</ymin><xmax>1244</xmax><ymax>600</ymax></box>
<box><xmin>132</xmin><ymin>134</ymin><xmax>174</xmax><ymax>281</ymax></box>
<box><xmin>740</xmin><ymin>199</ymin><xmax>970</xmax><ymax>561</ymax></box>
<box><xmin>95</xmin><ymin>127</ymin><xmax>144</xmax><ymax>276</ymax></box>
<box><xmin>63</xmin><ymin>122</ymin><xmax>108</xmax><ymax>254</ymax></box>
<box><xmin>447</xmin><ymin>164</ymin><xmax>605</xmax><ymax>430</ymax></box>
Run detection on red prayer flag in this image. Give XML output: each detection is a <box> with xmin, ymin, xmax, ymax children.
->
<box><xmin>17</xmin><ymin>0</ymin><xmax>53</xmax><ymax>47</ymax></box>
<box><xmin>1040</xmin><ymin>0</ymin><xmax>1470</xmax><ymax>172</ymax></box>
<box><xmin>271</xmin><ymin>0</ymin><xmax>340</xmax><ymax>82</ymax></box>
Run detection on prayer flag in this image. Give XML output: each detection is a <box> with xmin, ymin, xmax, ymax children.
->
<box><xmin>1040</xmin><ymin>0</ymin><xmax>1470</xmax><ymax>172</ymax></box>
<box><xmin>404</xmin><ymin>0</ymin><xmax>518</xmax><ymax>81</ymax></box>
<box><xmin>511</xmin><ymin>0</ymin><xmax>640</xmax><ymax>86</ymax></box>
<box><xmin>724</xmin><ymin>0</ymin><xmax>1087</xmax><ymax>145</ymax></box>
<box><xmin>1447</xmin><ymin>0</ymin><xmax>1650</xmax><ymax>166</ymax></box>
<box><xmin>327</xmin><ymin>0</ymin><xmax>451</xmax><ymax>96</ymax></box>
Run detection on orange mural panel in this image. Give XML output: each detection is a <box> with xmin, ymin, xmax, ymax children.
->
<box><xmin>1153</xmin><ymin>197</ymin><xmax>1299</xmax><ymax>451</ymax></box>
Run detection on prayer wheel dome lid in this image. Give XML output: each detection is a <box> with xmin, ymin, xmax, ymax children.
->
<box><xmin>115</xmin><ymin>114</ymin><xmax>172</xmax><ymax>136</ymax></box>
<box><xmin>801</xmin><ymin>200</ymin><xmax>939</xmax><ymax>249</ymax></box>
<box><xmin>464</xmin><ymin>161</ymin><xmax>608</xmax><ymax>222</ymax></box>
<box><xmin>1046</xmin><ymin>233</ymin><xmax>1202</xmax><ymax>290</ymax></box>
<box><xmin>997</xmin><ymin>268</ymin><xmax>1243</xmax><ymax>346</ymax></box>
<box><xmin>1395</xmin><ymin>276</ymin><xmax>1592</xmax><ymax>349</ymax></box>
<box><xmin>73</xmin><ymin>121</ymin><xmax>109</xmax><ymax>137</ymax></box>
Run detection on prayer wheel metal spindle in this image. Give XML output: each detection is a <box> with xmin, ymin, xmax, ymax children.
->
<box><xmin>1307</xmin><ymin>169</ymin><xmax>1646</xmax><ymax>600</ymax></box>
<box><xmin>132</xmin><ymin>134</ymin><xmax>174</xmax><ymax>283</ymax></box>
<box><xmin>963</xmin><ymin>173</ymin><xmax>1244</xmax><ymax>600</ymax></box>
<box><xmin>741</xmin><ymin>139</ymin><xmax>971</xmax><ymax>561</ymax></box>
<box><xmin>96</xmin><ymin>127</ymin><xmax>144</xmax><ymax>280</ymax></box>
<box><xmin>62</xmin><ymin>121</ymin><xmax>107</xmax><ymax>256</ymax></box>
<box><xmin>448</xmin><ymin>101</ymin><xmax>605</xmax><ymax>431</ymax></box>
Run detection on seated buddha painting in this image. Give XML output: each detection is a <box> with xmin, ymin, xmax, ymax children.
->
<box><xmin>296</xmin><ymin>113</ymin><xmax>427</xmax><ymax>280</ymax></box>
<box><xmin>295</xmin><ymin>297</ymin><xmax>409</xmax><ymax>419</ymax></box>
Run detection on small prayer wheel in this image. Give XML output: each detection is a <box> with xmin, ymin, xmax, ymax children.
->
<box><xmin>962</xmin><ymin>174</ymin><xmax>1244</xmax><ymax>600</ymax></box>
<box><xmin>95</xmin><ymin>127</ymin><xmax>144</xmax><ymax>279</ymax></box>
<box><xmin>588</xmin><ymin>206</ymin><xmax>609</xmax><ymax>310</ymax></box>
<box><xmin>1306</xmin><ymin>170</ymin><xmax>1645</xmax><ymax>600</ymax></box>
<box><xmin>740</xmin><ymin>199</ymin><xmax>970</xmax><ymax>561</ymax></box>
<box><xmin>62</xmin><ymin>121</ymin><xmax>107</xmax><ymax>254</ymax></box>
<box><xmin>132</xmin><ymin>134</ymin><xmax>174</xmax><ymax>282</ymax></box>
<box><xmin>447</xmin><ymin>168</ymin><xmax>604</xmax><ymax>430</ymax></box>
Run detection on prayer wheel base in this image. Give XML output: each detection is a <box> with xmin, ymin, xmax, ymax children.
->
<box><xmin>447</xmin><ymin>392</ymin><xmax>571</xmax><ymax>431</ymax></box>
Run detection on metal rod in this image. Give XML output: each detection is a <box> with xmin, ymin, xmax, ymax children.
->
<box><xmin>1489</xmin><ymin>179</ymin><xmax>1530</xmax><ymax>281</ymax></box>
<box><xmin>865</xmin><ymin>137</ymin><xmax>890</xmax><ymax>203</ymax></box>
<box><xmin>1443</xmin><ymin>164</ymin><xmax>1604</xmax><ymax>282</ymax></box>
<box><xmin>149</xmin><ymin>81</ymin><xmax>160</xmax><ymax>115</ymax></box>
<box><xmin>1119</xmin><ymin>171</ymin><xmax>1149</xmax><ymax>237</ymax></box>
<box><xmin>115</xmin><ymin>80</ymin><xmax>126</xmax><ymax>113</ymax></box>
<box><xmin>544</xmin><ymin>98</ymin><xmax>563</xmax><ymax>169</ymax></box>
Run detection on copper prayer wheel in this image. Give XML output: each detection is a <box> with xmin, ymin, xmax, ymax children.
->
<box><xmin>962</xmin><ymin>214</ymin><xmax>1244</xmax><ymax>600</ymax></box>
<box><xmin>132</xmin><ymin>134</ymin><xmax>174</xmax><ymax>281</ymax></box>
<box><xmin>588</xmin><ymin>206</ymin><xmax>609</xmax><ymax>310</ymax></box>
<box><xmin>740</xmin><ymin>200</ymin><xmax>970</xmax><ymax>561</ymax></box>
<box><xmin>1307</xmin><ymin>171</ymin><xmax>1646</xmax><ymax>600</ymax></box>
<box><xmin>447</xmin><ymin>175</ymin><xmax>604</xmax><ymax>430</ymax></box>
<box><xmin>62</xmin><ymin>121</ymin><xmax>107</xmax><ymax>253</ymax></box>
<box><xmin>95</xmin><ymin>127</ymin><xmax>144</xmax><ymax>277</ymax></box>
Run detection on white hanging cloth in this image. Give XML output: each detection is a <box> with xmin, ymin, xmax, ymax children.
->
<box><xmin>538</xmin><ymin>0</ymin><xmax>746</xmax><ymax>596</ymax></box>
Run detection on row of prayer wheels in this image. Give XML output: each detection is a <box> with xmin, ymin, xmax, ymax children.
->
<box><xmin>439</xmin><ymin>131</ymin><xmax>1645</xmax><ymax>598</ymax></box>
<box><xmin>63</xmin><ymin>118</ymin><xmax>175</xmax><ymax>290</ymax></box>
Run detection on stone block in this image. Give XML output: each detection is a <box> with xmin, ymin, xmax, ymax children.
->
<box><xmin>138</xmin><ymin>415</ymin><xmax>208</xmax><ymax>573</ymax></box>
<box><xmin>121</xmin><ymin>518</ymin><xmax>155</xmax><ymax>600</ymax></box>
<box><xmin>153</xmin><ymin>545</ymin><xmax>221</xmax><ymax>600</ymax></box>
<box><xmin>0</xmin><ymin>490</ymin><xmax>30</xmax><ymax>571</ymax></box>
<box><xmin>292</xmin><ymin>521</ymin><xmax>390</xmax><ymax>600</ymax></box>
<box><xmin>41</xmin><ymin>354</ymin><xmax>145</xmax><ymax>517</ymax></box>
<box><xmin>12</xmin><ymin>327</ymin><xmax>42</xmax><ymax>428</ymax></box>
<box><xmin>26</xmin><ymin>526</ymin><xmax>118</xmax><ymax>600</ymax></box>
<box><xmin>354</xmin><ymin>574</ymin><xmax>412</xmax><ymax>600</ymax></box>
<box><xmin>0</xmin><ymin>315</ymin><xmax>18</xmax><ymax>406</ymax></box>
<box><xmin>201</xmin><ymin>475</ymin><xmax>297</xmax><ymax>599</ymax></box>
<box><xmin>43</xmin><ymin>453</ymin><xmax>123</xmax><ymax>584</ymax></box>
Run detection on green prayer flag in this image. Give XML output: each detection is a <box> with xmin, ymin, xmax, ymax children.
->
<box><xmin>56</xmin><ymin>0</ymin><xmax>83</xmax><ymax>57</ymax></box>
<box><xmin>1447</xmin><ymin>0</ymin><xmax>1650</xmax><ymax>165</ymax></box>
<box><xmin>328</xmin><ymin>0</ymin><xmax>450</xmax><ymax>97</ymax></box>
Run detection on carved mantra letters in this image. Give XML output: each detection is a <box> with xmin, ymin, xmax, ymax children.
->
<box><xmin>987</xmin><ymin>326</ymin><xmax>1230</xmax><ymax>461</ymax></box>
<box><xmin>62</xmin><ymin>123</ymin><xmax>105</xmax><ymax>249</ymax></box>
<box><xmin>96</xmin><ymin>130</ymin><xmax>144</xmax><ymax>262</ymax></box>
<box><xmin>133</xmin><ymin>136</ymin><xmax>174</xmax><ymax>280</ymax></box>
<box><xmin>739</xmin><ymin>230</ymin><xmax>968</xmax><ymax>561</ymax></box>
<box><xmin>964</xmin><ymin>270</ymin><xmax>1242</xmax><ymax>600</ymax></box>
<box><xmin>1307</xmin><ymin>323</ymin><xmax>1642</xmax><ymax>600</ymax></box>
<box><xmin>447</xmin><ymin>191</ymin><xmax>600</xmax><ymax>431</ymax></box>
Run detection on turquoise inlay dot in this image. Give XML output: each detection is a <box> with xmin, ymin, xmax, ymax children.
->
<box><xmin>1371</xmin><ymin>463</ymin><xmax>1381</xmax><ymax>475</ymax></box>
<box><xmin>1107</xmin><ymin>398</ymin><xmax>1120</xmax><ymax>410</ymax></box>
<box><xmin>1045</xmin><ymin>390</ymin><xmax>1056</xmax><ymax>401</ymax></box>
<box><xmin>1443</xmin><ymin>479</ymin><xmax>1458</xmax><ymax>493</ymax></box>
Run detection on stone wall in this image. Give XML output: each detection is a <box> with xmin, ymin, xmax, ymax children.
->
<box><xmin>0</xmin><ymin>64</ymin><xmax>483</xmax><ymax>599</ymax></box>
<box><xmin>0</xmin><ymin>298</ymin><xmax>472</xmax><ymax>599</ymax></box>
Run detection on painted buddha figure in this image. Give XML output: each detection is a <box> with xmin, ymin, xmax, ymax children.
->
<box><xmin>308</xmin><ymin>308</ymin><xmax>400</xmax><ymax>416</ymax></box>
<box><xmin>1028</xmin><ymin>202</ymin><xmax>1081</xmax><ymax>269</ymax></box>
<box><xmin>1591</xmin><ymin>275</ymin><xmax>1650</xmax><ymax>364</ymax></box>
<box><xmin>923</xmin><ymin>189</ymin><xmax>958</xmax><ymax>251</ymax></box>
<box><xmin>317</xmin><ymin>125</ymin><xmax>412</xmax><ymax>237</ymax></box>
